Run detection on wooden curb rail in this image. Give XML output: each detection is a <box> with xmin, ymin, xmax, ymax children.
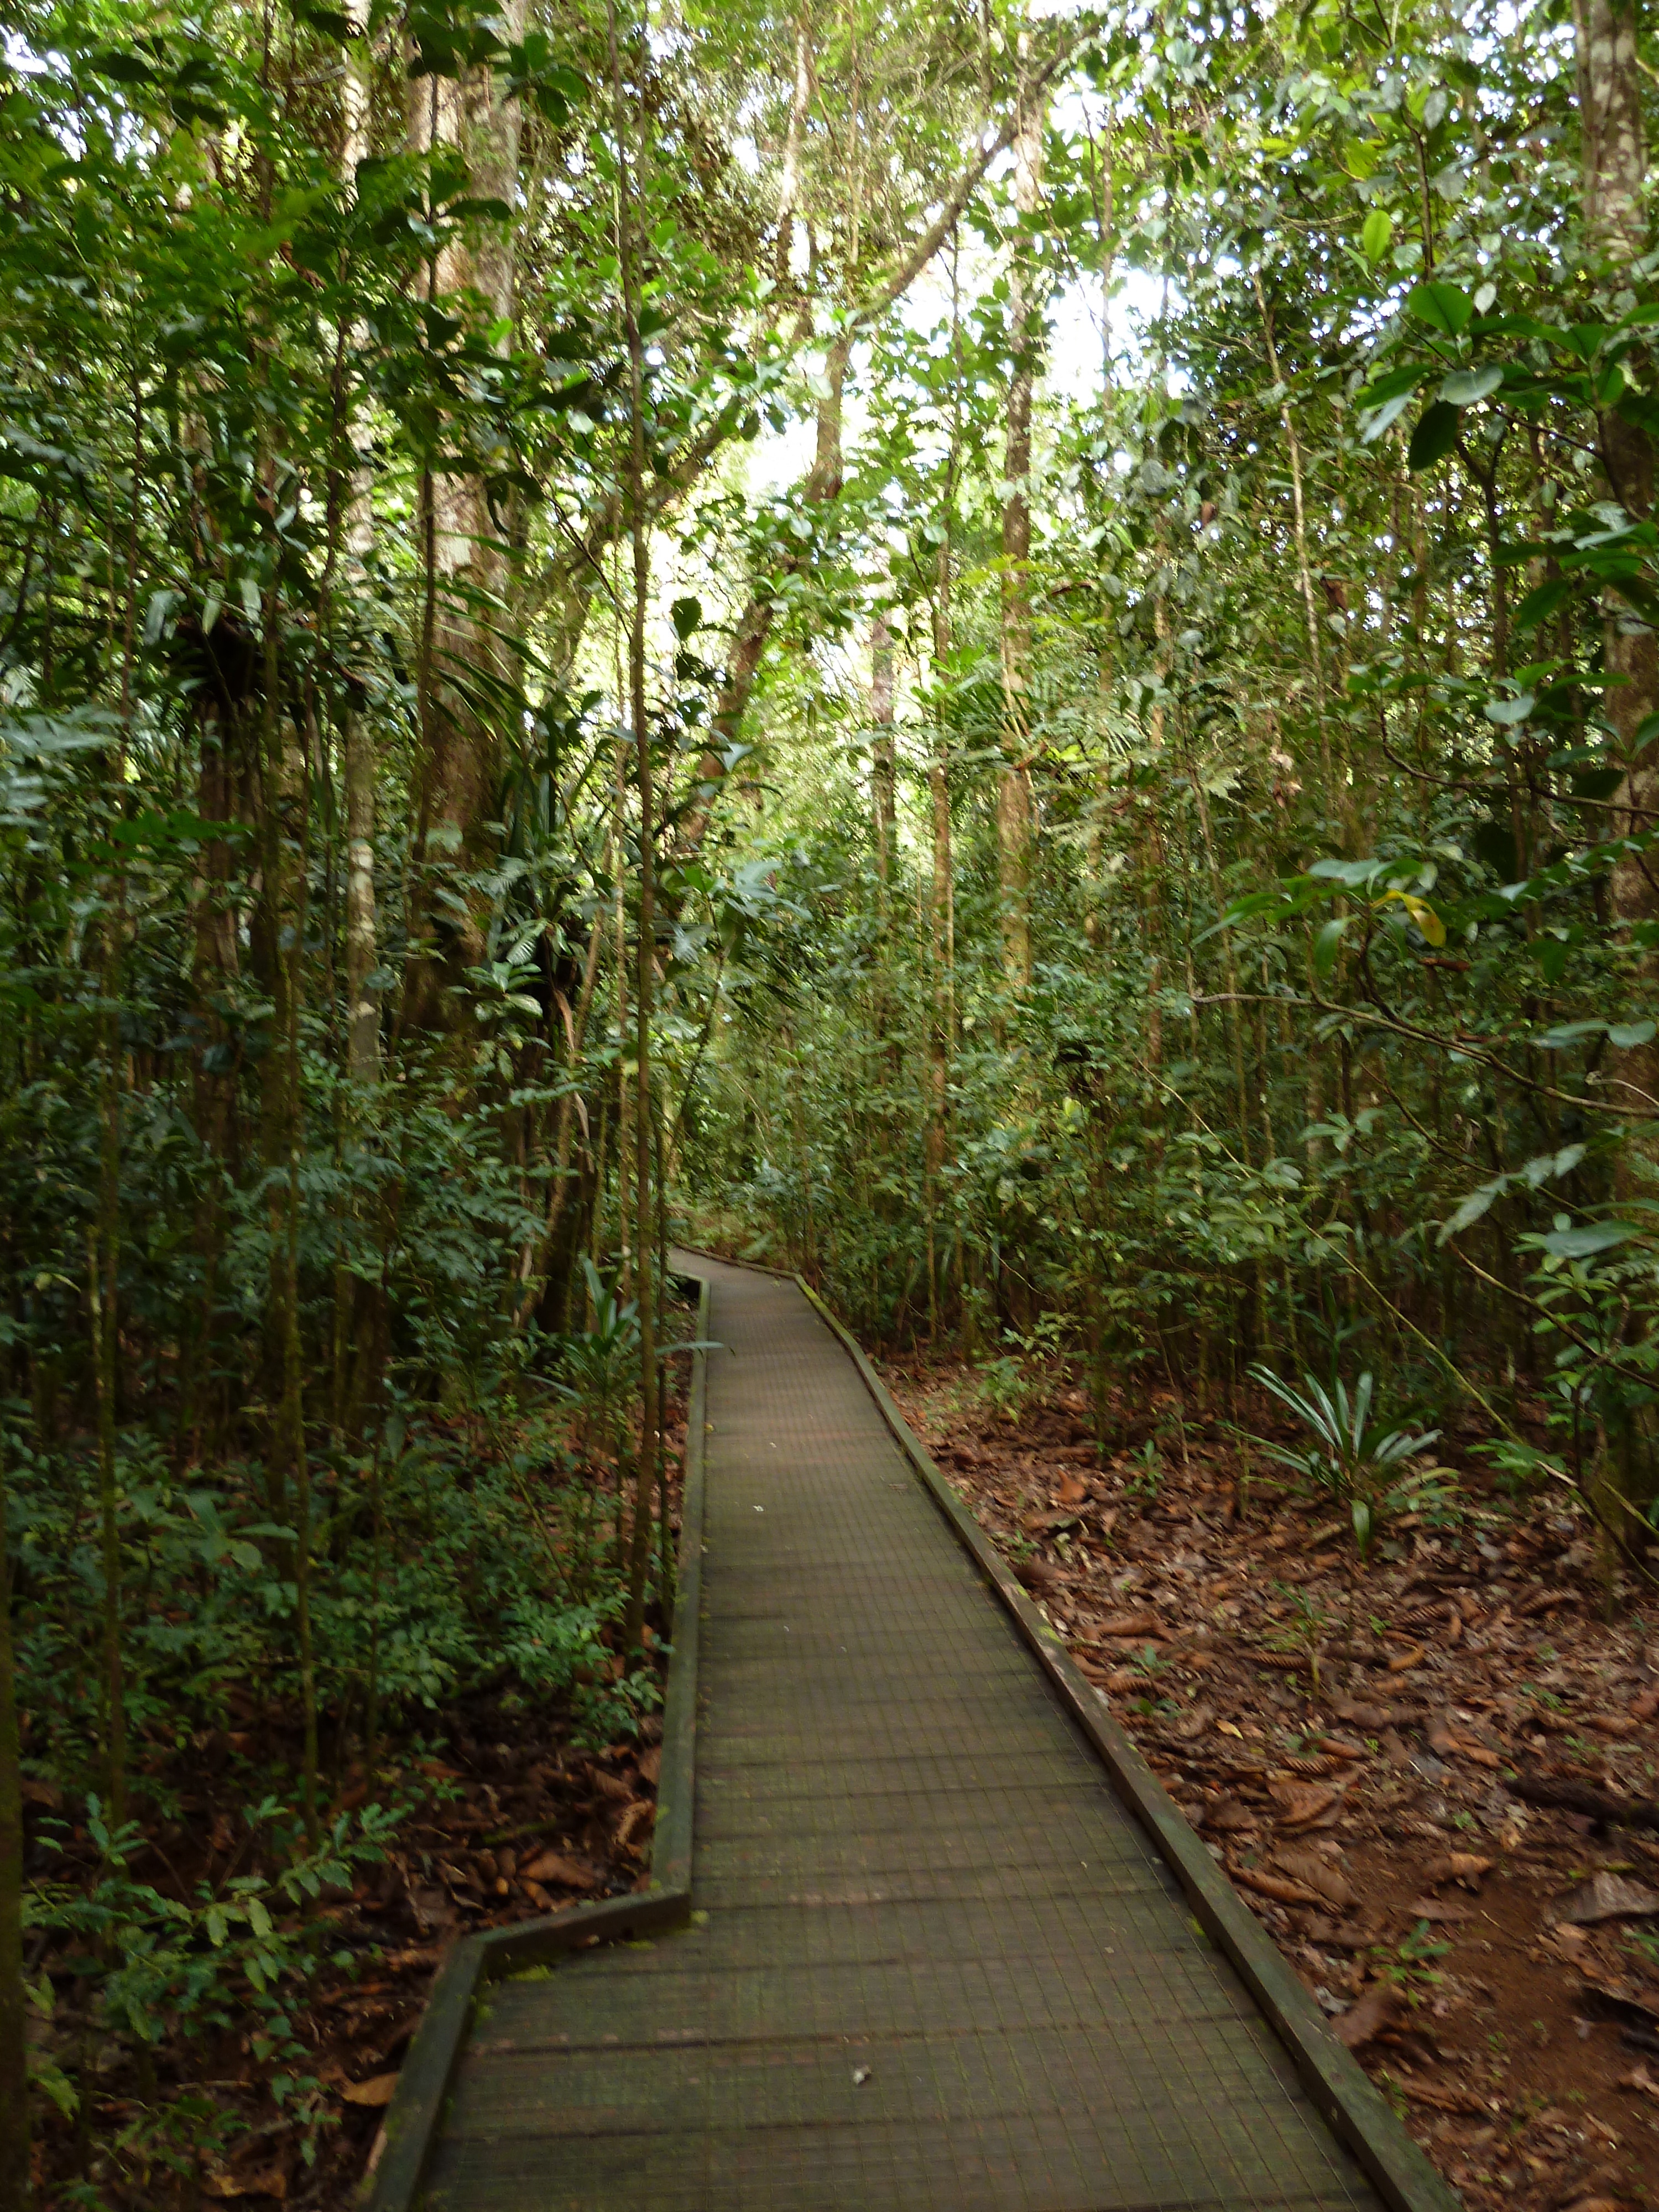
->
<box><xmin>794</xmin><ymin>1275</ymin><xmax>1460</xmax><ymax>2212</ymax></box>
<box><xmin>360</xmin><ymin>1266</ymin><xmax>712</xmax><ymax>2212</ymax></box>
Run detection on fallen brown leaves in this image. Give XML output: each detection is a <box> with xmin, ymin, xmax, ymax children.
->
<box><xmin>883</xmin><ymin>1354</ymin><xmax>1659</xmax><ymax>2212</ymax></box>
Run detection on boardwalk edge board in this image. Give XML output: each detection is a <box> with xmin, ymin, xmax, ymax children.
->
<box><xmin>360</xmin><ymin>1265</ymin><xmax>712</xmax><ymax>2212</ymax></box>
<box><xmin>796</xmin><ymin>1275</ymin><xmax>1462</xmax><ymax>2212</ymax></box>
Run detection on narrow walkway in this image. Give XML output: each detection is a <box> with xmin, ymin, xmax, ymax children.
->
<box><xmin>426</xmin><ymin>1258</ymin><xmax>1384</xmax><ymax>2212</ymax></box>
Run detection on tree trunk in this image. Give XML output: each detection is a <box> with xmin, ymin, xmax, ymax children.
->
<box><xmin>0</xmin><ymin>1431</ymin><xmax>21</xmax><ymax>2212</ymax></box>
<box><xmin>997</xmin><ymin>40</ymin><xmax>1043</xmax><ymax>997</ymax></box>
<box><xmin>870</xmin><ymin>613</ymin><xmax>896</xmax><ymax>906</ymax></box>
<box><xmin>927</xmin><ymin>591</ymin><xmax>955</xmax><ymax>1336</ymax></box>
<box><xmin>1575</xmin><ymin>0</ymin><xmax>1659</xmax><ymax>1175</ymax></box>
<box><xmin>404</xmin><ymin>10</ymin><xmax>528</xmax><ymax>1030</ymax></box>
<box><xmin>774</xmin><ymin>12</ymin><xmax>815</xmax><ymax>293</ymax></box>
<box><xmin>608</xmin><ymin>0</ymin><xmax>660</xmax><ymax>1657</ymax></box>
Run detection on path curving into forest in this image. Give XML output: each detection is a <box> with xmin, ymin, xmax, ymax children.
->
<box><xmin>423</xmin><ymin>1255</ymin><xmax>1391</xmax><ymax>2212</ymax></box>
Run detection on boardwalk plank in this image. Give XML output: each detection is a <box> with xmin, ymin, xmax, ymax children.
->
<box><xmin>426</xmin><ymin>1256</ymin><xmax>1384</xmax><ymax>2212</ymax></box>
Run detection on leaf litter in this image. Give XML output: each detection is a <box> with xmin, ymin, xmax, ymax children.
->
<box><xmin>884</xmin><ymin>1357</ymin><xmax>1659</xmax><ymax>2212</ymax></box>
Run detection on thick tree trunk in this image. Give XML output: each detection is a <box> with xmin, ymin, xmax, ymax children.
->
<box><xmin>404</xmin><ymin>12</ymin><xmax>528</xmax><ymax>1029</ymax></box>
<box><xmin>1575</xmin><ymin>0</ymin><xmax>1659</xmax><ymax>1167</ymax></box>
<box><xmin>343</xmin><ymin>0</ymin><xmax>380</xmax><ymax>1083</ymax></box>
<box><xmin>0</xmin><ymin>1416</ymin><xmax>23</xmax><ymax>2212</ymax></box>
<box><xmin>997</xmin><ymin>43</ymin><xmax>1043</xmax><ymax>996</ymax></box>
<box><xmin>344</xmin><ymin>727</ymin><xmax>379</xmax><ymax>1080</ymax></box>
<box><xmin>927</xmin><ymin>588</ymin><xmax>955</xmax><ymax>1334</ymax></box>
<box><xmin>774</xmin><ymin>12</ymin><xmax>815</xmax><ymax>291</ymax></box>
<box><xmin>870</xmin><ymin>612</ymin><xmax>896</xmax><ymax>902</ymax></box>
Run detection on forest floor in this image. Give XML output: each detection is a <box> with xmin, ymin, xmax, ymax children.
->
<box><xmin>24</xmin><ymin>1395</ymin><xmax>690</xmax><ymax>2212</ymax></box>
<box><xmin>880</xmin><ymin>1355</ymin><xmax>1659</xmax><ymax>2212</ymax></box>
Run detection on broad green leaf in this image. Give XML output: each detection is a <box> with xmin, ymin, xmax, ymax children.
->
<box><xmin>1515</xmin><ymin>578</ymin><xmax>1571</xmax><ymax>630</ymax></box>
<box><xmin>1438</xmin><ymin>1180</ymin><xmax>1502</xmax><ymax>1240</ymax></box>
<box><xmin>1360</xmin><ymin>208</ymin><xmax>1394</xmax><ymax>265</ymax></box>
<box><xmin>1608</xmin><ymin>1020</ymin><xmax>1657</xmax><ymax>1048</ymax></box>
<box><xmin>1409</xmin><ymin>282</ymin><xmax>1473</xmax><ymax>336</ymax></box>
<box><xmin>1438</xmin><ymin>364</ymin><xmax>1502</xmax><ymax>406</ymax></box>
<box><xmin>1357</xmin><ymin>363</ymin><xmax>1426</xmax><ymax>408</ymax></box>
<box><xmin>1537</xmin><ymin>1220</ymin><xmax>1639</xmax><ymax>1258</ymax></box>
<box><xmin>1536</xmin><ymin>1020</ymin><xmax>1606</xmax><ymax>1047</ymax></box>
<box><xmin>1407</xmin><ymin>400</ymin><xmax>1461</xmax><ymax>470</ymax></box>
<box><xmin>1483</xmin><ymin>693</ymin><xmax>1535</xmax><ymax>726</ymax></box>
<box><xmin>1361</xmin><ymin>391</ymin><xmax>1416</xmax><ymax>442</ymax></box>
<box><xmin>1312</xmin><ymin>916</ymin><xmax>1349</xmax><ymax>977</ymax></box>
<box><xmin>1520</xmin><ymin>1143</ymin><xmax>1587</xmax><ymax>1187</ymax></box>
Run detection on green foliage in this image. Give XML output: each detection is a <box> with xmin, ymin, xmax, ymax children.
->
<box><xmin>1247</xmin><ymin>1368</ymin><xmax>1452</xmax><ymax>1558</ymax></box>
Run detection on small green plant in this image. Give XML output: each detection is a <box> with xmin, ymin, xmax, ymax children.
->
<box><xmin>1626</xmin><ymin>1924</ymin><xmax>1659</xmax><ymax>1969</ymax></box>
<box><xmin>1247</xmin><ymin>1366</ymin><xmax>1454</xmax><ymax>1558</ymax></box>
<box><xmin>1263</xmin><ymin>1585</ymin><xmax>1331</xmax><ymax>1698</ymax></box>
<box><xmin>1369</xmin><ymin>1919</ymin><xmax>1450</xmax><ymax>2002</ymax></box>
<box><xmin>1125</xmin><ymin>1440</ymin><xmax>1163</xmax><ymax>1503</ymax></box>
<box><xmin>973</xmin><ymin>1352</ymin><xmax>1031</xmax><ymax>1420</ymax></box>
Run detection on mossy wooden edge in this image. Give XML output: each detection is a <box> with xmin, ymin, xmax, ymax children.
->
<box><xmin>796</xmin><ymin>1277</ymin><xmax>1462</xmax><ymax>2212</ymax></box>
<box><xmin>361</xmin><ymin>1265</ymin><xmax>712</xmax><ymax>2212</ymax></box>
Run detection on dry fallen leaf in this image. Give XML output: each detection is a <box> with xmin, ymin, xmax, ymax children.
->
<box><xmin>1332</xmin><ymin>1699</ymin><xmax>1394</xmax><ymax>1731</ymax></box>
<box><xmin>1390</xmin><ymin>2074</ymin><xmax>1490</xmax><ymax>2118</ymax></box>
<box><xmin>1619</xmin><ymin>2063</ymin><xmax>1659</xmax><ymax>2103</ymax></box>
<box><xmin>204</xmin><ymin>2177</ymin><xmax>288</xmax><ymax>2203</ymax></box>
<box><xmin>1270</xmin><ymin>1847</ymin><xmax>1353</xmax><ymax>1909</ymax></box>
<box><xmin>1315</xmin><ymin>1735</ymin><xmax>1364</xmax><ymax>1762</ymax></box>
<box><xmin>1099</xmin><ymin>1609</ymin><xmax>1160</xmax><ymax>1638</ymax></box>
<box><xmin>1232</xmin><ymin>1863</ymin><xmax>1322</xmax><ymax>1908</ymax></box>
<box><xmin>1198</xmin><ymin>1797</ymin><xmax>1256</xmax><ymax>1834</ymax></box>
<box><xmin>341</xmin><ymin>2073</ymin><xmax>400</xmax><ymax>2109</ymax></box>
<box><xmin>1386</xmin><ymin>1645</ymin><xmax>1426</xmax><ymax>1674</ymax></box>
<box><xmin>1591</xmin><ymin>1713</ymin><xmax>1642</xmax><ymax>1739</ymax></box>
<box><xmin>1418</xmin><ymin>1852</ymin><xmax>1493</xmax><ymax>1891</ymax></box>
<box><xmin>1561</xmin><ymin>1870</ymin><xmax>1659</xmax><ymax>1926</ymax></box>
<box><xmin>1332</xmin><ymin>1982</ymin><xmax>1400</xmax><ymax>2050</ymax></box>
<box><xmin>1266</xmin><ymin>1780</ymin><xmax>1337</xmax><ymax>1829</ymax></box>
<box><xmin>521</xmin><ymin>1849</ymin><xmax>599</xmax><ymax>1891</ymax></box>
<box><xmin>1056</xmin><ymin>1473</ymin><xmax>1088</xmax><ymax>1508</ymax></box>
<box><xmin>613</xmin><ymin>1799</ymin><xmax>655</xmax><ymax>1855</ymax></box>
<box><xmin>1169</xmin><ymin>1702</ymin><xmax>1213</xmax><ymax>1744</ymax></box>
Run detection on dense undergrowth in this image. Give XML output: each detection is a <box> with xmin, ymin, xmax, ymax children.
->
<box><xmin>3</xmin><ymin>0</ymin><xmax>1659</xmax><ymax>2201</ymax></box>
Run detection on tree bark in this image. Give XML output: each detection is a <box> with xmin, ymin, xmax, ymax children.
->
<box><xmin>870</xmin><ymin>612</ymin><xmax>896</xmax><ymax>903</ymax></box>
<box><xmin>0</xmin><ymin>1412</ymin><xmax>24</xmax><ymax>2212</ymax></box>
<box><xmin>997</xmin><ymin>38</ymin><xmax>1043</xmax><ymax>997</ymax></box>
<box><xmin>404</xmin><ymin>11</ymin><xmax>528</xmax><ymax>1029</ymax></box>
<box><xmin>1575</xmin><ymin>0</ymin><xmax>1659</xmax><ymax>1166</ymax></box>
<box><xmin>607</xmin><ymin>0</ymin><xmax>660</xmax><ymax>1657</ymax></box>
<box><xmin>343</xmin><ymin>0</ymin><xmax>380</xmax><ymax>1081</ymax></box>
<box><xmin>774</xmin><ymin>12</ymin><xmax>815</xmax><ymax>292</ymax></box>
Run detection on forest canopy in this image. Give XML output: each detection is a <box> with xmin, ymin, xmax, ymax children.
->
<box><xmin>0</xmin><ymin>0</ymin><xmax>1656</xmax><ymax>2199</ymax></box>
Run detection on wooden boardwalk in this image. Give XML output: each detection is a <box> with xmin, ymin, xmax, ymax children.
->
<box><xmin>424</xmin><ymin>1256</ymin><xmax>1388</xmax><ymax>2212</ymax></box>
